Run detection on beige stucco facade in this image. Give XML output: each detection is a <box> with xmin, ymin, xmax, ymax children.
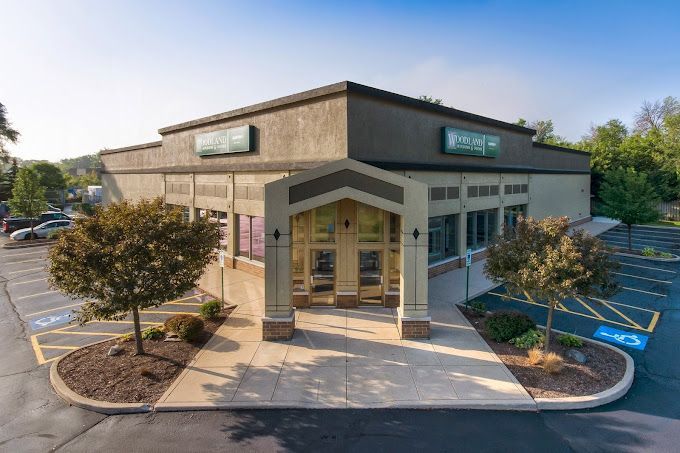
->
<box><xmin>99</xmin><ymin>81</ymin><xmax>591</xmax><ymax>340</ymax></box>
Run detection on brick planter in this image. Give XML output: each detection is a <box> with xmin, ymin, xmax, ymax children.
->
<box><xmin>262</xmin><ymin>314</ymin><xmax>295</xmax><ymax>341</ymax></box>
<box><xmin>398</xmin><ymin>317</ymin><xmax>431</xmax><ymax>339</ymax></box>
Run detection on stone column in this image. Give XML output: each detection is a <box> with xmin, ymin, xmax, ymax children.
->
<box><xmin>263</xmin><ymin>182</ymin><xmax>295</xmax><ymax>341</ymax></box>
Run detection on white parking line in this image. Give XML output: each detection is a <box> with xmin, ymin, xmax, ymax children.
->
<box><xmin>0</xmin><ymin>250</ymin><xmax>48</xmax><ymax>258</ymax></box>
<box><xmin>605</xmin><ymin>238</ymin><xmax>675</xmax><ymax>250</ymax></box>
<box><xmin>15</xmin><ymin>290</ymin><xmax>60</xmax><ymax>301</ymax></box>
<box><xmin>613</xmin><ymin>272</ymin><xmax>672</xmax><ymax>284</ymax></box>
<box><xmin>602</xmin><ymin>232</ymin><xmax>677</xmax><ymax>245</ymax></box>
<box><xmin>621</xmin><ymin>286</ymin><xmax>666</xmax><ymax>297</ymax></box>
<box><xmin>617</xmin><ymin>262</ymin><xmax>677</xmax><ymax>274</ymax></box>
<box><xmin>9</xmin><ymin>277</ymin><xmax>48</xmax><ymax>286</ymax></box>
<box><xmin>8</xmin><ymin>267</ymin><xmax>44</xmax><ymax>275</ymax></box>
<box><xmin>6</xmin><ymin>258</ymin><xmax>45</xmax><ymax>265</ymax></box>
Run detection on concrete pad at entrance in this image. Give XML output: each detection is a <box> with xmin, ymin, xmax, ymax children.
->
<box><xmin>157</xmin><ymin>267</ymin><xmax>535</xmax><ymax>410</ymax></box>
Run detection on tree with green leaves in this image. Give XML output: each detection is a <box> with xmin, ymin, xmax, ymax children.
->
<box><xmin>485</xmin><ymin>216</ymin><xmax>617</xmax><ymax>352</ymax></box>
<box><xmin>8</xmin><ymin>167</ymin><xmax>48</xmax><ymax>238</ymax></box>
<box><xmin>48</xmin><ymin>198</ymin><xmax>219</xmax><ymax>355</ymax></box>
<box><xmin>31</xmin><ymin>162</ymin><xmax>67</xmax><ymax>191</ymax></box>
<box><xmin>0</xmin><ymin>102</ymin><xmax>20</xmax><ymax>163</ymax></box>
<box><xmin>599</xmin><ymin>168</ymin><xmax>660</xmax><ymax>251</ymax></box>
<box><xmin>0</xmin><ymin>157</ymin><xmax>19</xmax><ymax>200</ymax></box>
<box><xmin>418</xmin><ymin>95</ymin><xmax>443</xmax><ymax>105</ymax></box>
<box><xmin>515</xmin><ymin>118</ymin><xmax>571</xmax><ymax>146</ymax></box>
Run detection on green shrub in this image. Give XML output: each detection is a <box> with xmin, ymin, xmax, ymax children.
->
<box><xmin>509</xmin><ymin>329</ymin><xmax>545</xmax><ymax>349</ymax></box>
<box><xmin>199</xmin><ymin>300</ymin><xmax>222</xmax><ymax>319</ymax></box>
<box><xmin>470</xmin><ymin>300</ymin><xmax>486</xmax><ymax>315</ymax></box>
<box><xmin>660</xmin><ymin>251</ymin><xmax>673</xmax><ymax>258</ymax></box>
<box><xmin>557</xmin><ymin>333</ymin><xmax>583</xmax><ymax>348</ymax></box>
<box><xmin>47</xmin><ymin>229</ymin><xmax>63</xmax><ymax>240</ymax></box>
<box><xmin>141</xmin><ymin>326</ymin><xmax>164</xmax><ymax>340</ymax></box>
<box><xmin>642</xmin><ymin>247</ymin><xmax>656</xmax><ymax>257</ymax></box>
<box><xmin>484</xmin><ymin>310</ymin><xmax>535</xmax><ymax>342</ymax></box>
<box><xmin>164</xmin><ymin>314</ymin><xmax>204</xmax><ymax>341</ymax></box>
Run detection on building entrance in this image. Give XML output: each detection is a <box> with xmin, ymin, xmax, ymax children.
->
<box><xmin>310</xmin><ymin>250</ymin><xmax>335</xmax><ymax>306</ymax></box>
<box><xmin>359</xmin><ymin>250</ymin><xmax>383</xmax><ymax>305</ymax></box>
<box><xmin>291</xmin><ymin>199</ymin><xmax>400</xmax><ymax>309</ymax></box>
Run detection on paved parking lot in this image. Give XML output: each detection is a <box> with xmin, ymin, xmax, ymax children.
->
<box><xmin>476</xmin><ymin>224</ymin><xmax>680</xmax><ymax>361</ymax></box>
<box><xmin>0</xmin><ymin>241</ymin><xmax>212</xmax><ymax>365</ymax></box>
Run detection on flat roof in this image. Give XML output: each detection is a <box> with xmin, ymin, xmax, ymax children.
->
<box><xmin>156</xmin><ymin>81</ymin><xmax>537</xmax><ymax>136</ymax></box>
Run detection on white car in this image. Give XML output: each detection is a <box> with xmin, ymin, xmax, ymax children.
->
<box><xmin>10</xmin><ymin>219</ymin><xmax>74</xmax><ymax>241</ymax></box>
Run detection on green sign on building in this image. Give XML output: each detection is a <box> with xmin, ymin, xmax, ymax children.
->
<box><xmin>441</xmin><ymin>127</ymin><xmax>500</xmax><ymax>158</ymax></box>
<box><xmin>195</xmin><ymin>125</ymin><xmax>254</xmax><ymax>156</ymax></box>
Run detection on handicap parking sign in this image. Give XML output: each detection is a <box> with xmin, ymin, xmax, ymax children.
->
<box><xmin>29</xmin><ymin>311</ymin><xmax>73</xmax><ymax>331</ymax></box>
<box><xmin>593</xmin><ymin>325</ymin><xmax>648</xmax><ymax>351</ymax></box>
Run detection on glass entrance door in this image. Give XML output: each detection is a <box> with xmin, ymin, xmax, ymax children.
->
<box><xmin>310</xmin><ymin>250</ymin><xmax>336</xmax><ymax>306</ymax></box>
<box><xmin>359</xmin><ymin>250</ymin><xmax>383</xmax><ymax>306</ymax></box>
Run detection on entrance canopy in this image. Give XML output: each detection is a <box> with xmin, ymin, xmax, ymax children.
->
<box><xmin>263</xmin><ymin>159</ymin><xmax>429</xmax><ymax>331</ymax></box>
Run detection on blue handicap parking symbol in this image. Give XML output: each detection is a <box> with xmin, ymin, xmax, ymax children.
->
<box><xmin>29</xmin><ymin>311</ymin><xmax>73</xmax><ymax>331</ymax></box>
<box><xmin>593</xmin><ymin>325</ymin><xmax>648</xmax><ymax>350</ymax></box>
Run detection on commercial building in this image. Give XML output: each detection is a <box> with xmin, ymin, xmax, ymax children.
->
<box><xmin>100</xmin><ymin>81</ymin><xmax>591</xmax><ymax>341</ymax></box>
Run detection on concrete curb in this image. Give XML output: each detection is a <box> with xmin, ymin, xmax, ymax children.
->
<box><xmin>533</xmin><ymin>328</ymin><xmax>635</xmax><ymax>411</ymax></box>
<box><xmin>613</xmin><ymin>251</ymin><xmax>680</xmax><ymax>262</ymax></box>
<box><xmin>2</xmin><ymin>240</ymin><xmax>56</xmax><ymax>249</ymax></box>
<box><xmin>154</xmin><ymin>399</ymin><xmax>538</xmax><ymax>411</ymax></box>
<box><xmin>49</xmin><ymin>341</ymin><xmax>153</xmax><ymax>415</ymax></box>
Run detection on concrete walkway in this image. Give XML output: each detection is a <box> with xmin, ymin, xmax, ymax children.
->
<box><xmin>157</xmin><ymin>269</ymin><xmax>532</xmax><ymax>410</ymax></box>
<box><xmin>157</xmin><ymin>218</ymin><xmax>617</xmax><ymax>410</ymax></box>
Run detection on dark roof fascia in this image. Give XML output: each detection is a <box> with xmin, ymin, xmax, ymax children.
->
<box><xmin>360</xmin><ymin>160</ymin><xmax>591</xmax><ymax>175</ymax></box>
<box><xmin>157</xmin><ymin>82</ymin><xmax>349</xmax><ymax>135</ymax></box>
<box><xmin>157</xmin><ymin>81</ymin><xmax>538</xmax><ymax>137</ymax></box>
<box><xmin>346</xmin><ymin>82</ymin><xmax>536</xmax><ymax>135</ymax></box>
<box><xmin>100</xmin><ymin>141</ymin><xmax>162</xmax><ymax>155</ymax></box>
<box><xmin>532</xmin><ymin>141</ymin><xmax>591</xmax><ymax>156</ymax></box>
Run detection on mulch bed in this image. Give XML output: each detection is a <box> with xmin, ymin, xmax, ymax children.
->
<box><xmin>57</xmin><ymin>313</ymin><xmax>230</xmax><ymax>404</ymax></box>
<box><xmin>461</xmin><ymin>307</ymin><xmax>626</xmax><ymax>398</ymax></box>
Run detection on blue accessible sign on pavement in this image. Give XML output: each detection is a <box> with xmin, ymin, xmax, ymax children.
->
<box><xmin>593</xmin><ymin>325</ymin><xmax>648</xmax><ymax>350</ymax></box>
<box><xmin>29</xmin><ymin>311</ymin><xmax>73</xmax><ymax>331</ymax></box>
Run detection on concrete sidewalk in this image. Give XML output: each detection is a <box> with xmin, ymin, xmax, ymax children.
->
<box><xmin>156</xmin><ymin>271</ymin><xmax>533</xmax><ymax>410</ymax></box>
<box><xmin>156</xmin><ymin>218</ymin><xmax>617</xmax><ymax>410</ymax></box>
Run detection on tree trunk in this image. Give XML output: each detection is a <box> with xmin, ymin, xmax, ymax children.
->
<box><xmin>29</xmin><ymin>218</ymin><xmax>34</xmax><ymax>240</ymax></box>
<box><xmin>544</xmin><ymin>302</ymin><xmax>555</xmax><ymax>353</ymax></box>
<box><xmin>627</xmin><ymin>223</ymin><xmax>632</xmax><ymax>251</ymax></box>
<box><xmin>132</xmin><ymin>307</ymin><xmax>144</xmax><ymax>355</ymax></box>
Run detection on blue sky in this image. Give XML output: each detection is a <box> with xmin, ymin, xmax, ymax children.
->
<box><xmin>1</xmin><ymin>0</ymin><xmax>679</xmax><ymax>160</ymax></box>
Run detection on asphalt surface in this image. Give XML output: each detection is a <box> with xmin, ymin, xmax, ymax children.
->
<box><xmin>1</xmin><ymin>226</ymin><xmax>680</xmax><ymax>452</ymax></box>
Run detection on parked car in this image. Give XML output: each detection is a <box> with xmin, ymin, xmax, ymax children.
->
<box><xmin>2</xmin><ymin>211</ymin><xmax>71</xmax><ymax>234</ymax></box>
<box><xmin>10</xmin><ymin>219</ymin><xmax>74</xmax><ymax>241</ymax></box>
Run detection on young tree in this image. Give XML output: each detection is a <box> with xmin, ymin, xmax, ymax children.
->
<box><xmin>0</xmin><ymin>102</ymin><xmax>20</xmax><ymax>163</ymax></box>
<box><xmin>8</xmin><ymin>167</ymin><xmax>48</xmax><ymax>238</ymax></box>
<box><xmin>599</xmin><ymin>168</ymin><xmax>660</xmax><ymax>251</ymax></box>
<box><xmin>485</xmin><ymin>216</ymin><xmax>617</xmax><ymax>352</ymax></box>
<box><xmin>48</xmin><ymin>198</ymin><xmax>219</xmax><ymax>355</ymax></box>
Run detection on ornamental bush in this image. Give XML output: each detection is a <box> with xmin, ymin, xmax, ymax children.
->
<box><xmin>484</xmin><ymin>310</ymin><xmax>535</xmax><ymax>342</ymax></box>
<box><xmin>164</xmin><ymin>314</ymin><xmax>204</xmax><ymax>342</ymax></box>
<box><xmin>141</xmin><ymin>326</ymin><xmax>164</xmax><ymax>340</ymax></box>
<box><xmin>199</xmin><ymin>300</ymin><xmax>222</xmax><ymax>319</ymax></box>
<box><xmin>509</xmin><ymin>328</ymin><xmax>545</xmax><ymax>349</ymax></box>
<box><xmin>557</xmin><ymin>333</ymin><xmax>583</xmax><ymax>348</ymax></box>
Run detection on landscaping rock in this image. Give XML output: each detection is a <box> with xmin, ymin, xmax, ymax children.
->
<box><xmin>165</xmin><ymin>332</ymin><xmax>178</xmax><ymax>338</ymax></box>
<box><xmin>567</xmin><ymin>348</ymin><xmax>587</xmax><ymax>364</ymax></box>
<box><xmin>163</xmin><ymin>337</ymin><xmax>181</xmax><ymax>342</ymax></box>
<box><xmin>107</xmin><ymin>345</ymin><xmax>123</xmax><ymax>356</ymax></box>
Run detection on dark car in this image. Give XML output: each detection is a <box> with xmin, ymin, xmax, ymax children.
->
<box><xmin>2</xmin><ymin>211</ymin><xmax>71</xmax><ymax>234</ymax></box>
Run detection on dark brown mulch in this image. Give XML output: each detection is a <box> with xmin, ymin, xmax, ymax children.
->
<box><xmin>461</xmin><ymin>307</ymin><xmax>626</xmax><ymax>398</ymax></box>
<box><xmin>57</xmin><ymin>313</ymin><xmax>230</xmax><ymax>404</ymax></box>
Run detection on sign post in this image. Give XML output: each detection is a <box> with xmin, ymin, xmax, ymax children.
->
<box><xmin>218</xmin><ymin>250</ymin><xmax>225</xmax><ymax>309</ymax></box>
<box><xmin>465</xmin><ymin>248</ymin><xmax>472</xmax><ymax>308</ymax></box>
